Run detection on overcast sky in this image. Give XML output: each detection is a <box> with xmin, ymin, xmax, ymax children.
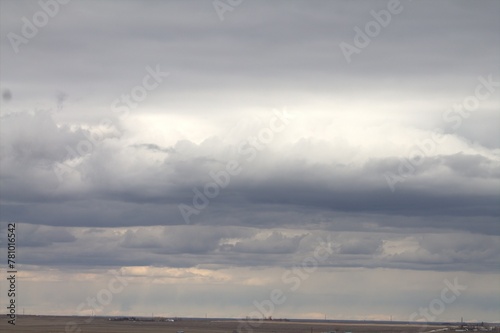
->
<box><xmin>1</xmin><ymin>0</ymin><xmax>499</xmax><ymax>322</ymax></box>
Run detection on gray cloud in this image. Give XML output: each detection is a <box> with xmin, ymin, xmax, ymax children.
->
<box><xmin>0</xmin><ymin>0</ymin><xmax>499</xmax><ymax>321</ymax></box>
<box><xmin>440</xmin><ymin>153</ymin><xmax>500</xmax><ymax>178</ymax></box>
<box><xmin>121</xmin><ymin>225</ymin><xmax>254</xmax><ymax>254</ymax></box>
<box><xmin>17</xmin><ymin>224</ymin><xmax>76</xmax><ymax>247</ymax></box>
<box><xmin>1</xmin><ymin>112</ymin><xmax>498</xmax><ymax>227</ymax></box>
<box><xmin>339</xmin><ymin>238</ymin><xmax>383</xmax><ymax>255</ymax></box>
<box><xmin>2</xmin><ymin>89</ymin><xmax>12</xmax><ymax>102</ymax></box>
<box><xmin>131</xmin><ymin>143</ymin><xmax>175</xmax><ymax>154</ymax></box>
<box><xmin>8</xmin><ymin>224</ymin><xmax>499</xmax><ymax>274</ymax></box>
<box><xmin>1</xmin><ymin>1</ymin><xmax>499</xmax><ymax>122</ymax></box>
<box><xmin>230</xmin><ymin>231</ymin><xmax>306</xmax><ymax>254</ymax></box>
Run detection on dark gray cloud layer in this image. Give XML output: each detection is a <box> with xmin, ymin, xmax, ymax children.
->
<box><xmin>4</xmin><ymin>224</ymin><xmax>498</xmax><ymax>273</ymax></box>
<box><xmin>1</xmin><ymin>1</ymin><xmax>499</xmax><ymax>114</ymax></box>
<box><xmin>1</xmin><ymin>111</ymin><xmax>498</xmax><ymax>232</ymax></box>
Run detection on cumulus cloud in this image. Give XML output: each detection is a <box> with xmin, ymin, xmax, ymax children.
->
<box><xmin>1</xmin><ymin>110</ymin><xmax>498</xmax><ymax>230</ymax></box>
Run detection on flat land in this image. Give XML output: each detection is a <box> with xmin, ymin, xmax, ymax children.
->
<box><xmin>0</xmin><ymin>316</ymin><xmax>452</xmax><ymax>333</ymax></box>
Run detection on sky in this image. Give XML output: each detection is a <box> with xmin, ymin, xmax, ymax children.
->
<box><xmin>0</xmin><ymin>0</ymin><xmax>499</xmax><ymax>322</ymax></box>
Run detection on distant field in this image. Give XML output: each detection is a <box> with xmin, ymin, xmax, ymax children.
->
<box><xmin>0</xmin><ymin>315</ymin><xmax>458</xmax><ymax>333</ymax></box>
